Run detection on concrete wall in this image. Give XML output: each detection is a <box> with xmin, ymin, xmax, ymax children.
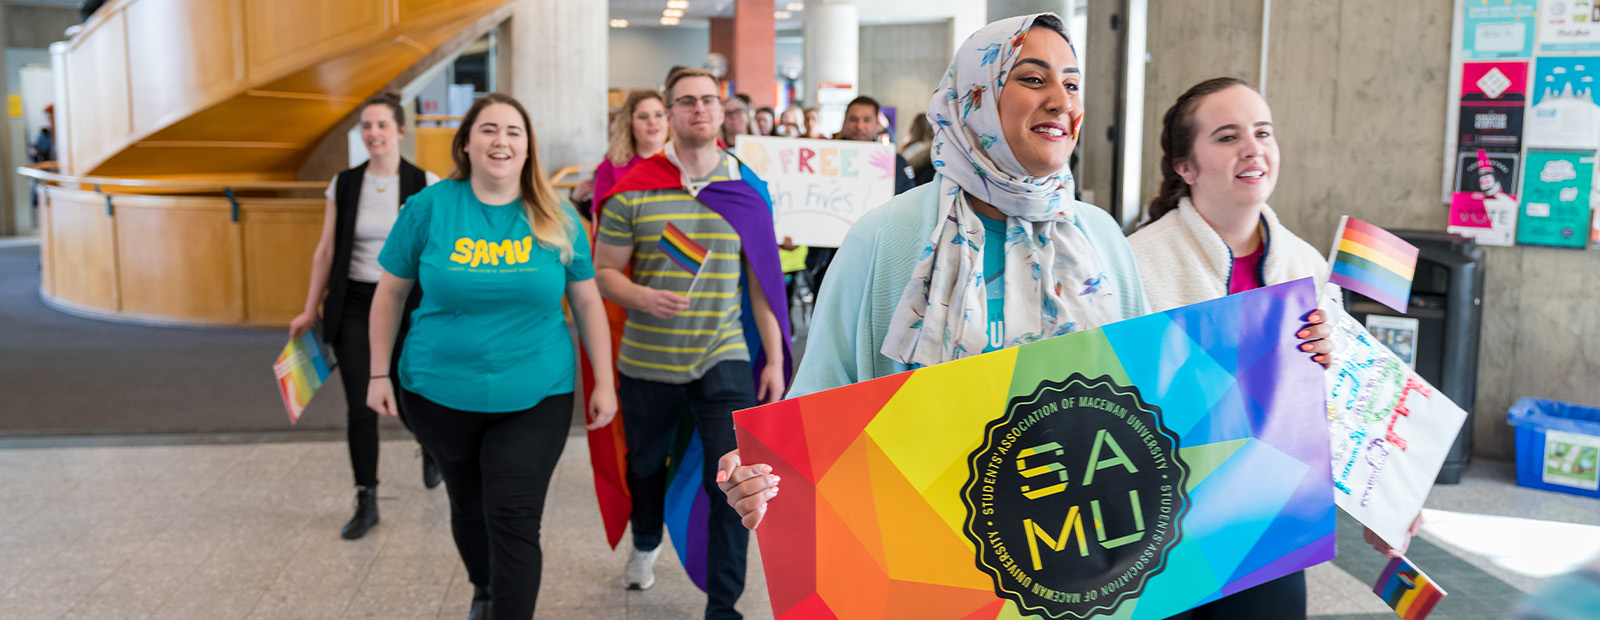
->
<box><xmin>608</xmin><ymin>26</ymin><xmax>709</xmax><ymax>92</ymax></box>
<box><xmin>858</xmin><ymin>21</ymin><xmax>952</xmax><ymax>143</ymax></box>
<box><xmin>1111</xmin><ymin>0</ymin><xmax>1597</xmax><ymax>460</ymax></box>
<box><xmin>5</xmin><ymin>4</ymin><xmax>79</xmax><ymax>49</ymax></box>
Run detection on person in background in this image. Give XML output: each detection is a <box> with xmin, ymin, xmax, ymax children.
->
<box><xmin>290</xmin><ymin>94</ymin><xmax>441</xmax><ymax>541</ymax></box>
<box><xmin>367</xmin><ymin>93</ymin><xmax>617</xmax><ymax>620</ymax></box>
<box><xmin>753</xmin><ymin>106</ymin><xmax>777</xmax><ymax>136</ymax></box>
<box><xmin>573</xmin><ymin>89</ymin><xmax>669</xmax><ymax>220</ymax></box>
<box><xmin>777</xmin><ymin>107</ymin><xmax>804</xmax><ymax>137</ymax></box>
<box><xmin>802</xmin><ymin>106</ymin><xmax>826</xmax><ymax>138</ymax></box>
<box><xmin>721</xmin><ymin>94</ymin><xmax>754</xmax><ymax>148</ymax></box>
<box><xmin>900</xmin><ymin>112</ymin><xmax>936</xmax><ymax>187</ymax></box>
<box><xmin>27</xmin><ymin>104</ymin><xmax>55</xmax><ymax>164</ymax></box>
<box><xmin>835</xmin><ymin>95</ymin><xmax>914</xmax><ymax>194</ymax></box>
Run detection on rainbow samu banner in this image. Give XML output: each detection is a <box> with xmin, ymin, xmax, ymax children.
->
<box><xmin>273</xmin><ymin>330</ymin><xmax>332</xmax><ymax>424</ymax></box>
<box><xmin>734</xmin><ymin>279</ymin><xmax>1336</xmax><ymax>619</ymax></box>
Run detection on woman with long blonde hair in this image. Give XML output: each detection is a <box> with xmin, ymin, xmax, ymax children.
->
<box><xmin>366</xmin><ymin>92</ymin><xmax>617</xmax><ymax>620</ymax></box>
<box><xmin>595</xmin><ymin>89</ymin><xmax>668</xmax><ymax>203</ymax></box>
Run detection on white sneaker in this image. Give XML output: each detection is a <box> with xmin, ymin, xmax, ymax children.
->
<box><xmin>622</xmin><ymin>546</ymin><xmax>661</xmax><ymax>590</ymax></box>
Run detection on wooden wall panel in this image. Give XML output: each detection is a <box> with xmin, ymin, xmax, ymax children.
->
<box><xmin>94</xmin><ymin>144</ymin><xmax>308</xmax><ymax>177</ymax></box>
<box><xmin>126</xmin><ymin>0</ymin><xmax>243</xmax><ymax>134</ymax></box>
<box><xmin>46</xmin><ymin>189</ymin><xmax>119</xmax><ymax>310</ymax></box>
<box><xmin>243</xmin><ymin>0</ymin><xmax>388</xmax><ymax>83</ymax></box>
<box><xmin>414</xmin><ymin>127</ymin><xmax>457</xmax><ymax>180</ymax></box>
<box><xmin>240</xmin><ymin>202</ymin><xmax>322</xmax><ymax>324</ymax></box>
<box><xmin>38</xmin><ymin>190</ymin><xmax>55</xmax><ymax>297</ymax></box>
<box><xmin>66</xmin><ymin>10</ymin><xmax>132</xmax><ymax>175</ymax></box>
<box><xmin>113</xmin><ymin>197</ymin><xmax>244</xmax><ymax>321</ymax></box>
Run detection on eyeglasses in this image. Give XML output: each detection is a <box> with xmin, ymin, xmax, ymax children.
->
<box><xmin>673</xmin><ymin>95</ymin><xmax>721</xmax><ymax>110</ymax></box>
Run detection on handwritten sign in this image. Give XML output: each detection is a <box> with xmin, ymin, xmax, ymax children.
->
<box><xmin>735</xmin><ymin>135</ymin><xmax>896</xmax><ymax>248</ymax></box>
<box><xmin>1325</xmin><ymin>307</ymin><xmax>1468</xmax><ymax>547</ymax></box>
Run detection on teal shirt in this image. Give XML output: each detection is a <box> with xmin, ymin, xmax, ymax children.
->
<box><xmin>378</xmin><ymin>180</ymin><xmax>594</xmax><ymax>413</ymax></box>
<box><xmin>979</xmin><ymin>213</ymin><xmax>1007</xmax><ymax>354</ymax></box>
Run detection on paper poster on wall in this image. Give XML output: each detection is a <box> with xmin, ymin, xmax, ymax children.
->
<box><xmin>1464</xmin><ymin>0</ymin><xmax>1538</xmax><ymax>58</ymax></box>
<box><xmin>1527</xmin><ymin>57</ymin><xmax>1600</xmax><ymax>149</ymax></box>
<box><xmin>1449</xmin><ymin>150</ymin><xmax>1522</xmax><ymax>245</ymax></box>
<box><xmin>1539</xmin><ymin>0</ymin><xmax>1600</xmax><ymax>52</ymax></box>
<box><xmin>1459</xmin><ymin>62</ymin><xmax>1528</xmax><ymax>152</ymax></box>
<box><xmin>1517</xmin><ymin>149</ymin><xmax>1596</xmax><ymax>248</ymax></box>
<box><xmin>734</xmin><ymin>135</ymin><xmax>897</xmax><ymax>247</ymax></box>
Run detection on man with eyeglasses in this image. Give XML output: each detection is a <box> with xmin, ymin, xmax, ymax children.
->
<box><xmin>589</xmin><ymin>66</ymin><xmax>792</xmax><ymax>620</ymax></box>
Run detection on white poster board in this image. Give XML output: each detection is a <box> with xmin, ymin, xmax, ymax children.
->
<box><xmin>1325</xmin><ymin>307</ymin><xmax>1469</xmax><ymax>548</ymax></box>
<box><xmin>735</xmin><ymin>135</ymin><xmax>897</xmax><ymax>248</ymax></box>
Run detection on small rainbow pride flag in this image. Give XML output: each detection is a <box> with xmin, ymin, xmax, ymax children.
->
<box><xmin>273</xmin><ymin>330</ymin><xmax>332</xmax><ymax>424</ymax></box>
<box><xmin>658</xmin><ymin>222</ymin><xmax>709</xmax><ymax>275</ymax></box>
<box><xmin>1328</xmin><ymin>216</ymin><xmax>1420</xmax><ymax>313</ymax></box>
<box><xmin>1373</xmin><ymin>556</ymin><xmax>1447</xmax><ymax>619</ymax></box>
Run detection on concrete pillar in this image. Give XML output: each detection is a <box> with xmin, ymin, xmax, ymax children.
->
<box><xmin>802</xmin><ymin>0</ymin><xmax>857</xmax><ymax>133</ymax></box>
<box><xmin>509</xmin><ymin>0</ymin><xmax>608</xmax><ymax>173</ymax></box>
<box><xmin>987</xmin><ymin>0</ymin><xmax>1071</xmax><ymax>23</ymax></box>
<box><xmin>732</xmin><ymin>0</ymin><xmax>776</xmax><ymax>108</ymax></box>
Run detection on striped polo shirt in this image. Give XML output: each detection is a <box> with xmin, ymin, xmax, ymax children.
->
<box><xmin>597</xmin><ymin>156</ymin><xmax>749</xmax><ymax>383</ymax></box>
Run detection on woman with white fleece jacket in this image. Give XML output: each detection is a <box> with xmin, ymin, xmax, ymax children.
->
<box><xmin>1129</xmin><ymin>77</ymin><xmax>1421</xmax><ymax>620</ymax></box>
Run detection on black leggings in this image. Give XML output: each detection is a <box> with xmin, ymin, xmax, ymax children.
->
<box><xmin>1164</xmin><ymin>571</ymin><xmax>1306</xmax><ymax>620</ymax></box>
<box><xmin>401</xmin><ymin>388</ymin><xmax>572</xmax><ymax>620</ymax></box>
<box><xmin>331</xmin><ymin>281</ymin><xmax>380</xmax><ymax>488</ymax></box>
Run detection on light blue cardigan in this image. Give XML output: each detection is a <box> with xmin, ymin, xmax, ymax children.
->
<box><xmin>789</xmin><ymin>181</ymin><xmax>1152</xmax><ymax>398</ymax></box>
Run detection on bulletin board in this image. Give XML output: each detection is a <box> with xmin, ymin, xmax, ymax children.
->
<box><xmin>1444</xmin><ymin>0</ymin><xmax>1600</xmax><ymax>249</ymax></box>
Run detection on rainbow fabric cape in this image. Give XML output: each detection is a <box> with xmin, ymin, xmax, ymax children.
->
<box><xmin>1328</xmin><ymin>217</ymin><xmax>1419</xmax><ymax>313</ymax></box>
<box><xmin>273</xmin><ymin>330</ymin><xmax>332</xmax><ymax>424</ymax></box>
<box><xmin>734</xmin><ymin>279</ymin><xmax>1336</xmax><ymax>619</ymax></box>
<box><xmin>583</xmin><ymin>151</ymin><xmax>794</xmax><ymax>590</ymax></box>
<box><xmin>1374</xmin><ymin>556</ymin><xmax>1446</xmax><ymax>619</ymax></box>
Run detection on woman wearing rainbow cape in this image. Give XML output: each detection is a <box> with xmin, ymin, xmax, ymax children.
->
<box><xmin>586</xmin><ymin>67</ymin><xmax>792</xmax><ymax>620</ymax></box>
<box><xmin>715</xmin><ymin>12</ymin><xmax>1337</xmax><ymax>615</ymax></box>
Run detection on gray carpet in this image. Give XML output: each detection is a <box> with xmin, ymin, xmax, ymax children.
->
<box><xmin>0</xmin><ymin>243</ymin><xmax>405</xmax><ymax>438</ymax></box>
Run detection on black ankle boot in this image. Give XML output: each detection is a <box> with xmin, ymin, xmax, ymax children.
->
<box><xmin>422</xmin><ymin>451</ymin><xmax>442</xmax><ymax>489</ymax></box>
<box><xmin>468</xmin><ymin>585</ymin><xmax>491</xmax><ymax>620</ymax></box>
<box><xmin>340</xmin><ymin>486</ymin><xmax>379</xmax><ymax>540</ymax></box>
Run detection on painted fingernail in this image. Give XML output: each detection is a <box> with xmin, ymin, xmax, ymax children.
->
<box><xmin>716</xmin><ymin>471</ymin><xmax>728</xmax><ymax>483</ymax></box>
<box><xmin>1301</xmin><ymin>343</ymin><xmax>1312</xmax><ymax>351</ymax></box>
<box><xmin>1297</xmin><ymin>330</ymin><xmax>1308</xmax><ymax>338</ymax></box>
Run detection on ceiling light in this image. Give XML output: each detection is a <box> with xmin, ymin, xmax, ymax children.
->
<box><xmin>660</xmin><ymin>16</ymin><xmax>680</xmax><ymax>25</ymax></box>
<box><xmin>666</xmin><ymin>0</ymin><xmax>689</xmax><ymax>8</ymax></box>
<box><xmin>609</xmin><ymin>18</ymin><xmax>628</xmax><ymax>28</ymax></box>
<box><xmin>663</xmin><ymin>8</ymin><xmax>684</xmax><ymax>17</ymax></box>
<box><xmin>786</xmin><ymin>2</ymin><xmax>804</xmax><ymax>10</ymax></box>
<box><xmin>774</xmin><ymin>10</ymin><xmax>792</xmax><ymax>19</ymax></box>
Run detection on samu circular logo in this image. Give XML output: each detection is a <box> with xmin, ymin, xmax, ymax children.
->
<box><xmin>961</xmin><ymin>373</ymin><xmax>1190</xmax><ymax>619</ymax></box>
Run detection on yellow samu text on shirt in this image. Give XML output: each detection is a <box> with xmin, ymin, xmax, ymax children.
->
<box><xmin>449</xmin><ymin>236</ymin><xmax>536</xmax><ymax>267</ymax></box>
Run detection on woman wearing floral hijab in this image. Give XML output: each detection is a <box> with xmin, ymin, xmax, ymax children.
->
<box><xmin>717</xmin><ymin>12</ymin><xmax>1334</xmax><ymax>529</ymax></box>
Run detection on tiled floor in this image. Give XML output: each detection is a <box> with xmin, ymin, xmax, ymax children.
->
<box><xmin>0</xmin><ymin>435</ymin><xmax>1592</xmax><ymax>620</ymax></box>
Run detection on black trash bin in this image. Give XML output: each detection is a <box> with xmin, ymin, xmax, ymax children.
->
<box><xmin>1343</xmin><ymin>230</ymin><xmax>1484</xmax><ymax>484</ymax></box>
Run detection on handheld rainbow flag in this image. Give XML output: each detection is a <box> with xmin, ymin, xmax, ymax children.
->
<box><xmin>1373</xmin><ymin>556</ymin><xmax>1447</xmax><ymax>619</ymax></box>
<box><xmin>658</xmin><ymin>222</ymin><xmax>709</xmax><ymax>275</ymax></box>
<box><xmin>273</xmin><ymin>330</ymin><xmax>332</xmax><ymax>423</ymax></box>
<box><xmin>1328</xmin><ymin>216</ymin><xmax>1420</xmax><ymax>313</ymax></box>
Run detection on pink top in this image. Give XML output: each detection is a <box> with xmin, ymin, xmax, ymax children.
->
<box><xmin>1228</xmin><ymin>244</ymin><xmax>1266</xmax><ymax>294</ymax></box>
<box><xmin>593</xmin><ymin>154</ymin><xmax>644</xmax><ymax>205</ymax></box>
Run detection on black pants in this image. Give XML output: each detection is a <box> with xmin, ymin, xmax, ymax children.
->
<box><xmin>1165</xmin><ymin>571</ymin><xmax>1306</xmax><ymax>619</ymax></box>
<box><xmin>331</xmin><ymin>281</ymin><xmax>381</xmax><ymax>488</ymax></box>
<box><xmin>620</xmin><ymin>361</ymin><xmax>754</xmax><ymax>620</ymax></box>
<box><xmin>402</xmin><ymin>389</ymin><xmax>572</xmax><ymax>620</ymax></box>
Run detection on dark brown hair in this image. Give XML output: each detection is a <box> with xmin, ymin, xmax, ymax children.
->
<box><xmin>1145</xmin><ymin>77</ymin><xmax>1257</xmax><ymax>225</ymax></box>
<box><xmin>449</xmin><ymin>93</ymin><xmax>574</xmax><ymax>262</ymax></box>
<box><xmin>362</xmin><ymin>93</ymin><xmax>406</xmax><ymax>128</ymax></box>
